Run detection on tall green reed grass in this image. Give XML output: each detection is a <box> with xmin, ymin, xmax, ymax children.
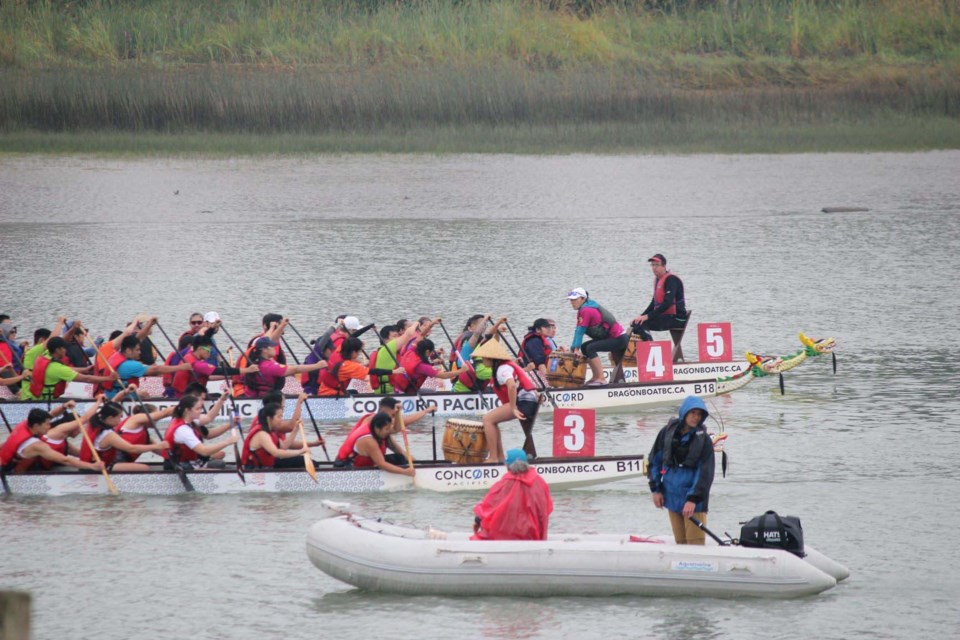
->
<box><xmin>2</xmin><ymin>0</ymin><xmax>958</xmax><ymax>68</ymax></box>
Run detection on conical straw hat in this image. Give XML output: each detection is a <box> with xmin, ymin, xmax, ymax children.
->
<box><xmin>471</xmin><ymin>335</ymin><xmax>514</xmax><ymax>361</ymax></box>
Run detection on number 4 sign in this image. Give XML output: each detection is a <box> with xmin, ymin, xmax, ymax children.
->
<box><xmin>698</xmin><ymin>322</ymin><xmax>733</xmax><ymax>362</ymax></box>
<box><xmin>635</xmin><ymin>340</ymin><xmax>674</xmax><ymax>382</ymax></box>
<box><xmin>552</xmin><ymin>409</ymin><xmax>596</xmax><ymax>457</ymax></box>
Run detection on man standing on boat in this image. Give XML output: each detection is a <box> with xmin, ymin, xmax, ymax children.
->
<box><xmin>632</xmin><ymin>253</ymin><xmax>688</xmax><ymax>341</ymax></box>
<box><xmin>472</xmin><ymin>449</ymin><xmax>553</xmax><ymax>540</ymax></box>
<box><xmin>647</xmin><ymin>395</ymin><xmax>715</xmax><ymax>545</ymax></box>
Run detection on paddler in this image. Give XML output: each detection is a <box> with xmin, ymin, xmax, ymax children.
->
<box><xmin>368</xmin><ymin>323</ymin><xmax>419</xmax><ymax>395</ymax></box>
<box><xmin>471</xmin><ymin>448</ymin><xmax>552</xmax><ymax>541</ymax></box>
<box><xmin>471</xmin><ymin>334</ymin><xmax>540</xmax><ymax>463</ymax></box>
<box><xmin>397</xmin><ymin>339</ymin><xmax>464</xmax><ymax>394</ymax></box>
<box><xmin>21</xmin><ymin>318</ymin><xmax>118</xmax><ymax>401</ymax></box>
<box><xmin>450</xmin><ymin>317</ymin><xmax>509</xmax><ymax>394</ymax></box>
<box><xmin>239</xmin><ymin>337</ymin><xmax>325</xmax><ymax>399</ymax></box>
<box><xmin>0</xmin><ymin>408</ymin><xmax>105</xmax><ymax>474</ymax></box>
<box><xmin>241</xmin><ymin>402</ymin><xmax>318</xmax><ymax>470</ymax></box>
<box><xmin>161</xmin><ymin>395</ymin><xmax>239</xmax><ymax>470</ymax></box>
<box><xmin>77</xmin><ymin>400</ymin><xmax>171</xmax><ymax>472</ymax></box>
<box><xmin>520</xmin><ymin>318</ymin><xmax>559</xmax><ymax>380</ymax></box>
<box><xmin>567</xmin><ymin>287</ymin><xmax>629</xmax><ymax>387</ymax></box>
<box><xmin>333</xmin><ymin>412</ymin><xmax>415</xmax><ymax>478</ymax></box>
<box><xmin>96</xmin><ymin>334</ymin><xmax>193</xmax><ymax>398</ymax></box>
<box><xmin>318</xmin><ymin>337</ymin><xmax>403</xmax><ymax>397</ymax></box>
<box><xmin>167</xmin><ymin>335</ymin><xmax>257</xmax><ymax>398</ymax></box>
<box><xmin>345</xmin><ymin>396</ymin><xmax>437</xmax><ymax>456</ymax></box>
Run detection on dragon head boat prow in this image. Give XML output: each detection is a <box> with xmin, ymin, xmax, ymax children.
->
<box><xmin>799</xmin><ymin>332</ymin><xmax>837</xmax><ymax>355</ymax></box>
<box><xmin>746</xmin><ymin>351</ymin><xmax>784</xmax><ymax>375</ymax></box>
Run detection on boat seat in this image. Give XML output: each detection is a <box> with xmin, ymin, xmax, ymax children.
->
<box><xmin>651</xmin><ymin>310</ymin><xmax>692</xmax><ymax>364</ymax></box>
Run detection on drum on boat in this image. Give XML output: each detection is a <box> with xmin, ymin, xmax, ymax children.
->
<box><xmin>546</xmin><ymin>352</ymin><xmax>586</xmax><ymax>388</ymax></box>
<box><xmin>442</xmin><ymin>419</ymin><xmax>488</xmax><ymax>464</ymax></box>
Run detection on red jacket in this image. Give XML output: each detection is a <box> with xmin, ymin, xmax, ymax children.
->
<box><xmin>472</xmin><ymin>469</ymin><xmax>553</xmax><ymax>540</ymax></box>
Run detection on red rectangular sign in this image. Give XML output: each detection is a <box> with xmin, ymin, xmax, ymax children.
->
<box><xmin>552</xmin><ymin>408</ymin><xmax>596</xmax><ymax>457</ymax></box>
<box><xmin>698</xmin><ymin>322</ymin><xmax>733</xmax><ymax>362</ymax></box>
<box><xmin>634</xmin><ymin>339</ymin><xmax>674</xmax><ymax>382</ymax></box>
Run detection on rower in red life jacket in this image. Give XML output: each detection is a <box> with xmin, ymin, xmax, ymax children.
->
<box><xmin>240</xmin><ymin>402</ymin><xmax>320</xmax><ymax>470</ymax></box>
<box><xmin>302</xmin><ymin>315</ymin><xmax>348</xmax><ymax>394</ymax></box>
<box><xmin>451</xmin><ymin>316</ymin><xmax>509</xmax><ymax>394</ymax></box>
<box><xmin>520</xmin><ymin>318</ymin><xmax>559</xmax><ymax>382</ymax></box>
<box><xmin>233</xmin><ymin>314</ymin><xmax>291</xmax><ymax>396</ymax></box>
<box><xmin>21</xmin><ymin>320</ymin><xmax>118</xmax><ymax>401</ymax></box>
<box><xmin>448</xmin><ymin>314</ymin><xmax>489</xmax><ymax>366</ymax></box>
<box><xmin>343</xmin><ymin>395</ymin><xmax>436</xmax><ymax>457</ymax></box>
<box><xmin>161</xmin><ymin>395</ymin><xmax>239</xmax><ymax>470</ymax></box>
<box><xmin>77</xmin><ymin>400</ymin><xmax>170</xmax><ymax>472</ymax></box>
<box><xmin>5</xmin><ymin>399</ymin><xmax>87</xmax><ymax>471</ymax></box>
<box><xmin>167</xmin><ymin>335</ymin><xmax>257</xmax><ymax>398</ymax></box>
<box><xmin>368</xmin><ymin>323</ymin><xmax>419</xmax><ymax>395</ymax></box>
<box><xmin>632</xmin><ymin>253</ymin><xmax>689</xmax><ymax>341</ymax></box>
<box><xmin>237</xmin><ymin>337</ymin><xmax>324</xmax><ymax>399</ymax></box>
<box><xmin>0</xmin><ymin>408</ymin><xmax>104</xmax><ymax>474</ymax></box>
<box><xmin>96</xmin><ymin>334</ymin><xmax>193</xmax><ymax>399</ymax></box>
<box><xmin>319</xmin><ymin>337</ymin><xmax>404</xmax><ymax>397</ymax></box>
<box><xmin>391</xmin><ymin>316</ymin><xmax>442</xmax><ymax>392</ymax></box>
<box><xmin>472</xmin><ymin>335</ymin><xmax>541</xmax><ymax>463</ymax></box>
<box><xmin>333</xmin><ymin>412</ymin><xmax>415</xmax><ymax>478</ymax></box>
<box><xmin>397</xmin><ymin>339</ymin><xmax>464</xmax><ymax>395</ymax></box>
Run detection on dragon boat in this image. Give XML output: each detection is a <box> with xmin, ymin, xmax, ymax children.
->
<box><xmin>715</xmin><ymin>333</ymin><xmax>837</xmax><ymax>395</ymax></box>
<box><xmin>306</xmin><ymin>502</ymin><xmax>850</xmax><ymax>599</ymax></box>
<box><xmin>0</xmin><ymin>454</ymin><xmax>646</xmax><ymax>497</ymax></box>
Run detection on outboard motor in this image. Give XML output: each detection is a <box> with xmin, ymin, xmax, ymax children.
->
<box><xmin>738</xmin><ymin>510</ymin><xmax>805</xmax><ymax>557</ymax></box>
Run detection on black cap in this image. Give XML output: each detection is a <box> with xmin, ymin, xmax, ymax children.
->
<box><xmin>647</xmin><ymin>253</ymin><xmax>667</xmax><ymax>266</ymax></box>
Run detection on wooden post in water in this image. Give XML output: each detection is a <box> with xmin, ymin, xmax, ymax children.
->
<box><xmin>0</xmin><ymin>590</ymin><xmax>31</xmax><ymax>640</ymax></box>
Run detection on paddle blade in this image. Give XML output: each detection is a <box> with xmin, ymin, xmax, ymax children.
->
<box><xmin>298</xmin><ymin>421</ymin><xmax>319</xmax><ymax>483</ymax></box>
<box><xmin>779</xmin><ymin>372</ymin><xmax>785</xmax><ymax>395</ymax></box>
<box><xmin>832</xmin><ymin>352</ymin><xmax>837</xmax><ymax>375</ymax></box>
<box><xmin>105</xmin><ymin>475</ymin><xmax>120</xmax><ymax>496</ymax></box>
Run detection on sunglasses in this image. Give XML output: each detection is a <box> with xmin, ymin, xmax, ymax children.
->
<box><xmin>190</xmin><ymin>320</ymin><xmax>203</xmax><ymax>326</ymax></box>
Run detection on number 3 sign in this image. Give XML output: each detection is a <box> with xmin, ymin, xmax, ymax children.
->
<box><xmin>552</xmin><ymin>409</ymin><xmax>596</xmax><ymax>457</ymax></box>
<box><xmin>698</xmin><ymin>322</ymin><xmax>733</xmax><ymax>362</ymax></box>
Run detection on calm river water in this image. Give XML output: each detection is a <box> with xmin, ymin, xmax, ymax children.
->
<box><xmin>1</xmin><ymin>152</ymin><xmax>959</xmax><ymax>639</ymax></box>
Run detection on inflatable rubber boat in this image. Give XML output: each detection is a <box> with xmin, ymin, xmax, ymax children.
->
<box><xmin>306</xmin><ymin>502</ymin><xmax>849</xmax><ymax>599</ymax></box>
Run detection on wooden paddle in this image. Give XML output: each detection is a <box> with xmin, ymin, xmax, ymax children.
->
<box><xmin>71</xmin><ymin>410</ymin><xmax>119</xmax><ymax>496</ymax></box>
<box><xmin>297</xmin><ymin>420</ymin><xmax>318</xmax><ymax>483</ymax></box>
<box><xmin>397</xmin><ymin>409</ymin><xmax>414</xmax><ymax>470</ymax></box>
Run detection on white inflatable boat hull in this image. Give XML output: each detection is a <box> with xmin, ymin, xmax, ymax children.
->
<box><xmin>306</xmin><ymin>503</ymin><xmax>848</xmax><ymax>599</ymax></box>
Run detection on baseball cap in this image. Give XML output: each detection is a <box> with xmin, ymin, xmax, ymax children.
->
<box><xmin>203</xmin><ymin>311</ymin><xmax>221</xmax><ymax>323</ymax></box>
<box><xmin>505</xmin><ymin>449</ymin><xmax>528</xmax><ymax>465</ymax></box>
<box><xmin>566</xmin><ymin>287</ymin><xmax>587</xmax><ymax>300</ymax></box>
<box><xmin>647</xmin><ymin>253</ymin><xmax>667</xmax><ymax>265</ymax></box>
<box><xmin>254</xmin><ymin>337</ymin><xmax>278</xmax><ymax>350</ymax></box>
<box><xmin>343</xmin><ymin>316</ymin><xmax>361</xmax><ymax>332</ymax></box>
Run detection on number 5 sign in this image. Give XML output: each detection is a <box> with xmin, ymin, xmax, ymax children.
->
<box><xmin>635</xmin><ymin>340</ymin><xmax>674</xmax><ymax>382</ymax></box>
<box><xmin>698</xmin><ymin>322</ymin><xmax>733</xmax><ymax>362</ymax></box>
<box><xmin>552</xmin><ymin>409</ymin><xmax>596</xmax><ymax>457</ymax></box>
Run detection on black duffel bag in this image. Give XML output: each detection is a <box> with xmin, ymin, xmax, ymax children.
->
<box><xmin>739</xmin><ymin>510</ymin><xmax>805</xmax><ymax>557</ymax></box>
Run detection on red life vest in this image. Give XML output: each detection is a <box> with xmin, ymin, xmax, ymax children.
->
<box><xmin>0</xmin><ymin>421</ymin><xmax>37</xmax><ymax>469</ymax></box>
<box><xmin>652</xmin><ymin>271</ymin><xmax>683</xmax><ymax>316</ymax></box>
<box><xmin>302</xmin><ymin>332</ymin><xmax>344</xmax><ymax>387</ymax></box>
<box><xmin>335</xmin><ymin>422</ymin><xmax>385</xmax><ymax>468</ymax></box>
<box><xmin>28</xmin><ymin>354</ymin><xmax>67</xmax><ymax>399</ymax></box>
<box><xmin>401</xmin><ymin>348</ymin><xmax>431</xmax><ymax>392</ymax></box>
<box><xmin>37</xmin><ymin>434</ymin><xmax>69</xmax><ymax>470</ymax></box>
<box><xmin>448</xmin><ymin>331</ymin><xmax>471</xmax><ymax>366</ymax></box>
<box><xmin>367</xmin><ymin>348</ymin><xmax>387</xmax><ymax>391</ymax></box>
<box><xmin>79</xmin><ymin>425</ymin><xmax>118</xmax><ymax>467</ymax></box>
<box><xmin>240</xmin><ymin>421</ymin><xmax>282</xmax><ymax>468</ymax></box>
<box><xmin>115</xmin><ymin>418</ymin><xmax>148</xmax><ymax>462</ymax></box>
<box><xmin>455</xmin><ymin>361</ymin><xmax>488</xmax><ymax>392</ymax></box>
<box><xmin>318</xmin><ymin>360</ymin><xmax>350</xmax><ymax>396</ymax></box>
<box><xmin>171</xmin><ymin>351</ymin><xmax>206</xmax><ymax>396</ymax></box>
<box><xmin>491</xmin><ymin>361</ymin><xmax>537</xmax><ymax>405</ymax></box>
<box><xmin>162</xmin><ymin>418</ymin><xmax>203</xmax><ymax>463</ymax></box>
<box><xmin>520</xmin><ymin>332</ymin><xmax>553</xmax><ymax>365</ymax></box>
<box><xmin>161</xmin><ymin>347</ymin><xmax>188</xmax><ymax>389</ymax></box>
<box><xmin>95</xmin><ymin>351</ymin><xmax>134</xmax><ymax>396</ymax></box>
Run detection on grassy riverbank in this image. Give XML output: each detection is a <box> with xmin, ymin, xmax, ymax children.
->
<box><xmin>2</xmin><ymin>0</ymin><xmax>958</xmax><ymax>154</ymax></box>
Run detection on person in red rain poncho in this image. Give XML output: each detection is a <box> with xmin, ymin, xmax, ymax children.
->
<box><xmin>471</xmin><ymin>448</ymin><xmax>553</xmax><ymax>541</ymax></box>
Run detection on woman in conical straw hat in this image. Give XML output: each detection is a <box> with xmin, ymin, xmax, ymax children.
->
<box><xmin>472</xmin><ymin>333</ymin><xmax>541</xmax><ymax>463</ymax></box>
